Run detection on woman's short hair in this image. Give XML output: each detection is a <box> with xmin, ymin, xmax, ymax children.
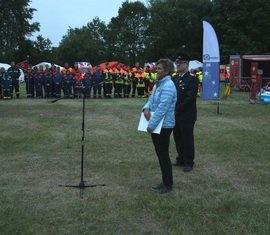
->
<box><xmin>156</xmin><ymin>58</ymin><xmax>175</xmax><ymax>75</ymax></box>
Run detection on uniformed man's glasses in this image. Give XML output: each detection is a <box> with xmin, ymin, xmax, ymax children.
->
<box><xmin>175</xmin><ymin>61</ymin><xmax>188</xmax><ymax>65</ymax></box>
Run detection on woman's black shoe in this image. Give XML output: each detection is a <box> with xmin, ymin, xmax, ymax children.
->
<box><xmin>151</xmin><ymin>183</ymin><xmax>172</xmax><ymax>194</ymax></box>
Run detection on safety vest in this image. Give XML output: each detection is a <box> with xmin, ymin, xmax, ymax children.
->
<box><xmin>144</xmin><ymin>72</ymin><xmax>150</xmax><ymax>81</ymax></box>
<box><xmin>137</xmin><ymin>77</ymin><xmax>145</xmax><ymax>88</ymax></box>
<box><xmin>196</xmin><ymin>71</ymin><xmax>203</xmax><ymax>83</ymax></box>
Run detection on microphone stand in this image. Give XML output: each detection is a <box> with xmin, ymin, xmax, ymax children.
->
<box><xmin>53</xmin><ymin>84</ymin><xmax>105</xmax><ymax>198</ymax></box>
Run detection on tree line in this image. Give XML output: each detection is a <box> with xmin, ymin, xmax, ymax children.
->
<box><xmin>1</xmin><ymin>0</ymin><xmax>270</xmax><ymax>66</ymax></box>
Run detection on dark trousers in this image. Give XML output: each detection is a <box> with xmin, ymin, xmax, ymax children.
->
<box><xmin>173</xmin><ymin>120</ymin><xmax>195</xmax><ymax>167</ymax></box>
<box><xmin>132</xmin><ymin>81</ymin><xmax>137</xmax><ymax>97</ymax></box>
<box><xmin>124</xmin><ymin>84</ymin><xmax>131</xmax><ymax>97</ymax></box>
<box><xmin>35</xmin><ymin>84</ymin><xmax>43</xmax><ymax>98</ymax></box>
<box><xmin>11</xmin><ymin>80</ymin><xmax>20</xmax><ymax>98</ymax></box>
<box><xmin>104</xmin><ymin>83</ymin><xmax>113</xmax><ymax>97</ymax></box>
<box><xmin>151</xmin><ymin>128</ymin><xmax>173</xmax><ymax>187</ymax></box>
<box><xmin>93</xmin><ymin>84</ymin><xmax>102</xmax><ymax>98</ymax></box>
<box><xmin>54</xmin><ymin>84</ymin><xmax>62</xmax><ymax>98</ymax></box>
<box><xmin>25</xmin><ymin>78</ymin><xmax>34</xmax><ymax>97</ymax></box>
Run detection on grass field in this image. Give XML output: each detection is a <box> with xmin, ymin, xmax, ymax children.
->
<box><xmin>0</xmin><ymin>86</ymin><xmax>269</xmax><ymax>235</ymax></box>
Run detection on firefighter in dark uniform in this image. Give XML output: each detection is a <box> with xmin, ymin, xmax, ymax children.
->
<box><xmin>123</xmin><ymin>70</ymin><xmax>132</xmax><ymax>98</ymax></box>
<box><xmin>24</xmin><ymin>65</ymin><xmax>35</xmax><ymax>98</ymax></box>
<box><xmin>7</xmin><ymin>61</ymin><xmax>21</xmax><ymax>98</ymax></box>
<box><xmin>43</xmin><ymin>68</ymin><xmax>53</xmax><ymax>98</ymax></box>
<box><xmin>83</xmin><ymin>71</ymin><xmax>93</xmax><ymax>98</ymax></box>
<box><xmin>34</xmin><ymin>67</ymin><xmax>44</xmax><ymax>98</ymax></box>
<box><xmin>131</xmin><ymin>62</ymin><xmax>143</xmax><ymax>97</ymax></box>
<box><xmin>52</xmin><ymin>67</ymin><xmax>62</xmax><ymax>98</ymax></box>
<box><xmin>63</xmin><ymin>70</ymin><xmax>74</xmax><ymax>98</ymax></box>
<box><xmin>136</xmin><ymin>73</ymin><xmax>145</xmax><ymax>98</ymax></box>
<box><xmin>92</xmin><ymin>66</ymin><xmax>103</xmax><ymax>98</ymax></box>
<box><xmin>114</xmin><ymin>71</ymin><xmax>124</xmax><ymax>98</ymax></box>
<box><xmin>2</xmin><ymin>69</ymin><xmax>12</xmax><ymax>99</ymax></box>
<box><xmin>74</xmin><ymin>71</ymin><xmax>83</xmax><ymax>98</ymax></box>
<box><xmin>173</xmin><ymin>54</ymin><xmax>198</xmax><ymax>172</ymax></box>
<box><xmin>103</xmin><ymin>65</ymin><xmax>113</xmax><ymax>98</ymax></box>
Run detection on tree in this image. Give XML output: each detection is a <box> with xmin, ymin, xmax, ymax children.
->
<box><xmin>32</xmin><ymin>35</ymin><xmax>53</xmax><ymax>63</ymax></box>
<box><xmin>34</xmin><ymin>35</ymin><xmax>52</xmax><ymax>52</ymax></box>
<box><xmin>145</xmin><ymin>0</ymin><xmax>211</xmax><ymax>61</ymax></box>
<box><xmin>107</xmin><ymin>1</ymin><xmax>149</xmax><ymax>66</ymax></box>
<box><xmin>0</xmin><ymin>0</ymin><xmax>39</xmax><ymax>62</ymax></box>
<box><xmin>56</xmin><ymin>17</ymin><xmax>107</xmax><ymax>66</ymax></box>
<box><xmin>210</xmin><ymin>0</ymin><xmax>270</xmax><ymax>55</ymax></box>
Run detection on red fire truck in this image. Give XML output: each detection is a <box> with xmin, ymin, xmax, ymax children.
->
<box><xmin>229</xmin><ymin>55</ymin><xmax>270</xmax><ymax>91</ymax></box>
<box><xmin>219</xmin><ymin>64</ymin><xmax>230</xmax><ymax>82</ymax></box>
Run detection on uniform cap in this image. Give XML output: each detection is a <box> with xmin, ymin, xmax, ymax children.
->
<box><xmin>175</xmin><ymin>53</ymin><xmax>190</xmax><ymax>62</ymax></box>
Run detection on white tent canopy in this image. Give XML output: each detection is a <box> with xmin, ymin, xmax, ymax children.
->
<box><xmin>33</xmin><ymin>62</ymin><xmax>63</xmax><ymax>71</ymax></box>
<box><xmin>0</xmin><ymin>62</ymin><xmax>24</xmax><ymax>81</ymax></box>
<box><xmin>189</xmin><ymin>60</ymin><xmax>203</xmax><ymax>71</ymax></box>
<box><xmin>0</xmin><ymin>62</ymin><xmax>11</xmax><ymax>70</ymax></box>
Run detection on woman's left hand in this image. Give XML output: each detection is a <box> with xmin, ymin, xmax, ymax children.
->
<box><xmin>147</xmin><ymin>127</ymin><xmax>153</xmax><ymax>133</ymax></box>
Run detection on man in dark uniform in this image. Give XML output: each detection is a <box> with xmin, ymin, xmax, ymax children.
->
<box><xmin>173</xmin><ymin>53</ymin><xmax>198</xmax><ymax>172</ymax></box>
<box><xmin>34</xmin><ymin>67</ymin><xmax>44</xmax><ymax>98</ymax></box>
<box><xmin>83</xmin><ymin>71</ymin><xmax>93</xmax><ymax>98</ymax></box>
<box><xmin>102</xmin><ymin>64</ymin><xmax>113</xmax><ymax>98</ymax></box>
<box><xmin>8</xmin><ymin>61</ymin><xmax>21</xmax><ymax>98</ymax></box>
<box><xmin>2</xmin><ymin>69</ymin><xmax>12</xmax><ymax>99</ymax></box>
<box><xmin>43</xmin><ymin>68</ymin><xmax>53</xmax><ymax>98</ymax></box>
<box><xmin>131</xmin><ymin>62</ymin><xmax>143</xmax><ymax>97</ymax></box>
<box><xmin>52</xmin><ymin>67</ymin><xmax>62</xmax><ymax>98</ymax></box>
<box><xmin>92</xmin><ymin>66</ymin><xmax>103</xmax><ymax>98</ymax></box>
<box><xmin>24</xmin><ymin>65</ymin><xmax>35</xmax><ymax>98</ymax></box>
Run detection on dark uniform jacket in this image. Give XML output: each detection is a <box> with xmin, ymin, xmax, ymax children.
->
<box><xmin>174</xmin><ymin>72</ymin><xmax>198</xmax><ymax>122</ymax></box>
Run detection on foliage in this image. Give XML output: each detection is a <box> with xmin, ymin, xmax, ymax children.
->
<box><xmin>0</xmin><ymin>0</ymin><xmax>39</xmax><ymax>61</ymax></box>
<box><xmin>56</xmin><ymin>17</ymin><xmax>107</xmax><ymax>66</ymax></box>
<box><xmin>145</xmin><ymin>0</ymin><xmax>211</xmax><ymax>61</ymax></box>
<box><xmin>210</xmin><ymin>0</ymin><xmax>270</xmax><ymax>56</ymax></box>
<box><xmin>108</xmin><ymin>1</ymin><xmax>149</xmax><ymax>66</ymax></box>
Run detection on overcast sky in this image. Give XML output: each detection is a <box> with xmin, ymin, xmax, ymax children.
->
<box><xmin>29</xmin><ymin>0</ymin><xmax>148</xmax><ymax>47</ymax></box>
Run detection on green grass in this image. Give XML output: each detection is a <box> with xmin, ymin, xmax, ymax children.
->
<box><xmin>0</xmin><ymin>86</ymin><xmax>269</xmax><ymax>235</ymax></box>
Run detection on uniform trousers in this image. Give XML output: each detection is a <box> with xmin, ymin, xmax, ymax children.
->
<box><xmin>151</xmin><ymin>128</ymin><xmax>173</xmax><ymax>187</ymax></box>
<box><xmin>173</xmin><ymin>120</ymin><xmax>195</xmax><ymax>167</ymax></box>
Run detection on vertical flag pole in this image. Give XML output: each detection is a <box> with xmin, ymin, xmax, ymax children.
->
<box><xmin>217</xmin><ymin>101</ymin><xmax>221</xmax><ymax>114</ymax></box>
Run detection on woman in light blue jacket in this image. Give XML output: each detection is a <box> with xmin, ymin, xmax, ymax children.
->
<box><xmin>142</xmin><ymin>58</ymin><xmax>177</xmax><ymax>194</ymax></box>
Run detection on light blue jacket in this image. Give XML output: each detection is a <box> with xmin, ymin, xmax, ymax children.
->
<box><xmin>143</xmin><ymin>75</ymin><xmax>177</xmax><ymax>130</ymax></box>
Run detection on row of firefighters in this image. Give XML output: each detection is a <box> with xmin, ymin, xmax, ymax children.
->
<box><xmin>0</xmin><ymin>65</ymin><xmax>158</xmax><ymax>99</ymax></box>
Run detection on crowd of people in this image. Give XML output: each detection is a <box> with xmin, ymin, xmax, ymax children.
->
<box><xmin>0</xmin><ymin>61</ymin><xmax>159</xmax><ymax>100</ymax></box>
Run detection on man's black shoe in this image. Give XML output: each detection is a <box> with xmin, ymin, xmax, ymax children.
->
<box><xmin>151</xmin><ymin>184</ymin><xmax>172</xmax><ymax>194</ymax></box>
<box><xmin>151</xmin><ymin>183</ymin><xmax>164</xmax><ymax>191</ymax></box>
<box><xmin>183</xmin><ymin>166</ymin><xmax>193</xmax><ymax>172</ymax></box>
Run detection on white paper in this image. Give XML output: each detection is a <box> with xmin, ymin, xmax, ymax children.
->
<box><xmin>137</xmin><ymin>112</ymin><xmax>164</xmax><ymax>134</ymax></box>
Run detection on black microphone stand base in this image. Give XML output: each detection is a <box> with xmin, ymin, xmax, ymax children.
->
<box><xmin>59</xmin><ymin>181</ymin><xmax>106</xmax><ymax>199</ymax></box>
